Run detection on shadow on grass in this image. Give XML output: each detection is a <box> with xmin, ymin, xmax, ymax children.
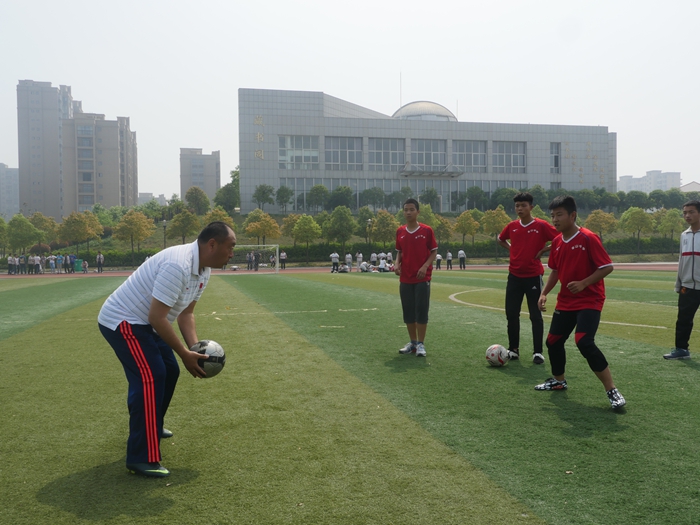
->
<box><xmin>677</xmin><ymin>359</ymin><xmax>700</xmax><ymax>371</ymax></box>
<box><xmin>542</xmin><ymin>393</ymin><xmax>629</xmax><ymax>438</ymax></box>
<box><xmin>384</xmin><ymin>355</ymin><xmax>432</xmax><ymax>373</ymax></box>
<box><xmin>36</xmin><ymin>460</ymin><xmax>199</xmax><ymax>521</ymax></box>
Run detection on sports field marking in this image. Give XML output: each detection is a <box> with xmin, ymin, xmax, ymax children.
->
<box><xmin>199</xmin><ymin>308</ymin><xmax>379</xmax><ymax>317</ymax></box>
<box><xmin>448</xmin><ymin>290</ymin><xmax>668</xmax><ymax>329</ymax></box>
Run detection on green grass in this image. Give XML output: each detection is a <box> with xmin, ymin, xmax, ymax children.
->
<box><xmin>1</xmin><ymin>269</ymin><xmax>698</xmax><ymax>524</ymax></box>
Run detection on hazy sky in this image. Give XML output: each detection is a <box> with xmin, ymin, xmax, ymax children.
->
<box><xmin>1</xmin><ymin>0</ymin><xmax>697</xmax><ymax>198</ymax></box>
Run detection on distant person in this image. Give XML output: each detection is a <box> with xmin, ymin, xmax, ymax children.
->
<box><xmin>370</xmin><ymin>252</ymin><xmax>377</xmax><ymax>265</ymax></box>
<box><xmin>446</xmin><ymin>250</ymin><xmax>453</xmax><ymax>270</ymax></box>
<box><xmin>497</xmin><ymin>192</ymin><xmax>558</xmax><ymax>364</ymax></box>
<box><xmin>279</xmin><ymin>250</ymin><xmax>287</xmax><ymax>270</ymax></box>
<box><xmin>395</xmin><ymin>198</ymin><xmax>438</xmax><ymax>358</ymax></box>
<box><xmin>330</xmin><ymin>251</ymin><xmax>340</xmax><ymax>273</ymax></box>
<box><xmin>82</xmin><ymin>259</ymin><xmax>89</xmax><ymax>273</ymax></box>
<box><xmin>664</xmin><ymin>200</ymin><xmax>700</xmax><ymax>360</ymax></box>
<box><xmin>96</xmin><ymin>251</ymin><xmax>104</xmax><ymax>273</ymax></box>
<box><xmin>345</xmin><ymin>252</ymin><xmax>353</xmax><ymax>271</ymax></box>
<box><xmin>435</xmin><ymin>253</ymin><xmax>442</xmax><ymax>270</ymax></box>
<box><xmin>536</xmin><ymin>195</ymin><xmax>625</xmax><ymax>409</ymax></box>
<box><xmin>355</xmin><ymin>251</ymin><xmax>363</xmax><ymax>271</ymax></box>
<box><xmin>458</xmin><ymin>248</ymin><xmax>466</xmax><ymax>270</ymax></box>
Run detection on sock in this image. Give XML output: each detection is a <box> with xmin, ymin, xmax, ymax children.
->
<box><xmin>411</xmin><ymin>340</ymin><xmax>418</xmax><ymax>346</ymax></box>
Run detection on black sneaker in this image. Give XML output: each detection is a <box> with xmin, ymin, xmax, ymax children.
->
<box><xmin>508</xmin><ymin>349</ymin><xmax>520</xmax><ymax>360</ymax></box>
<box><xmin>607</xmin><ymin>388</ymin><xmax>626</xmax><ymax>409</ymax></box>
<box><xmin>533</xmin><ymin>353</ymin><xmax>545</xmax><ymax>365</ymax></box>
<box><xmin>126</xmin><ymin>462</ymin><xmax>170</xmax><ymax>477</ymax></box>
<box><xmin>663</xmin><ymin>348</ymin><xmax>690</xmax><ymax>360</ymax></box>
<box><xmin>535</xmin><ymin>377</ymin><xmax>568</xmax><ymax>391</ymax></box>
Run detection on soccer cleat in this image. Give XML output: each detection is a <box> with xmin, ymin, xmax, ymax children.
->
<box><xmin>535</xmin><ymin>377</ymin><xmax>568</xmax><ymax>391</ymax></box>
<box><xmin>399</xmin><ymin>342</ymin><xmax>416</xmax><ymax>354</ymax></box>
<box><xmin>508</xmin><ymin>349</ymin><xmax>520</xmax><ymax>360</ymax></box>
<box><xmin>533</xmin><ymin>353</ymin><xmax>545</xmax><ymax>365</ymax></box>
<box><xmin>161</xmin><ymin>428</ymin><xmax>173</xmax><ymax>439</ymax></box>
<box><xmin>607</xmin><ymin>388</ymin><xmax>626</xmax><ymax>409</ymax></box>
<box><xmin>663</xmin><ymin>348</ymin><xmax>691</xmax><ymax>360</ymax></box>
<box><xmin>415</xmin><ymin>343</ymin><xmax>426</xmax><ymax>357</ymax></box>
<box><xmin>126</xmin><ymin>462</ymin><xmax>171</xmax><ymax>478</ymax></box>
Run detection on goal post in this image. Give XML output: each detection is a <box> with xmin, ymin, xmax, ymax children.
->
<box><xmin>228</xmin><ymin>244</ymin><xmax>279</xmax><ymax>274</ymax></box>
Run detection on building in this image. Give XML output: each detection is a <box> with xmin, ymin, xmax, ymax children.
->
<box><xmin>138</xmin><ymin>192</ymin><xmax>167</xmax><ymax>206</ymax></box>
<box><xmin>180</xmin><ymin>148</ymin><xmax>220</xmax><ymax>202</ymax></box>
<box><xmin>618</xmin><ymin>170</ymin><xmax>681</xmax><ymax>193</ymax></box>
<box><xmin>0</xmin><ymin>163</ymin><xmax>20</xmax><ymax>219</ymax></box>
<box><xmin>238</xmin><ymin>88</ymin><xmax>617</xmax><ymax>214</ymax></box>
<box><xmin>681</xmin><ymin>181</ymin><xmax>700</xmax><ymax>193</ymax></box>
<box><xmin>17</xmin><ymin>80</ymin><xmax>138</xmax><ymax>221</ymax></box>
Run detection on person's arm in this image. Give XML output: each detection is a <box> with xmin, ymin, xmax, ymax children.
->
<box><xmin>417</xmin><ymin>249</ymin><xmax>438</xmax><ymax>280</ymax></box>
<box><xmin>148</xmin><ymin>298</ymin><xmax>205</xmax><ymax>378</ymax></box>
<box><xmin>497</xmin><ymin>238</ymin><xmax>510</xmax><ymax>250</ymax></box>
<box><xmin>394</xmin><ymin>251</ymin><xmax>402</xmax><ymax>276</ymax></box>
<box><xmin>535</xmin><ymin>244</ymin><xmax>552</xmax><ymax>259</ymax></box>
<box><xmin>567</xmin><ymin>265</ymin><xmax>613</xmax><ymax>294</ymax></box>
<box><xmin>538</xmin><ymin>270</ymin><xmax>559</xmax><ymax>311</ymax></box>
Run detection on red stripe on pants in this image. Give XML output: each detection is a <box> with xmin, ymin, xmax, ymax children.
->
<box><xmin>120</xmin><ymin>321</ymin><xmax>159</xmax><ymax>463</ymax></box>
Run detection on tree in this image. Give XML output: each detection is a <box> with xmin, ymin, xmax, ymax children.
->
<box><xmin>372</xmin><ymin>209</ymin><xmax>400</xmax><ymax>248</ymax></box>
<box><xmin>292</xmin><ymin>214</ymin><xmax>322</xmax><ymax>263</ymax></box>
<box><xmin>666</xmin><ymin>188</ymin><xmax>686</xmax><ymax>210</ymax></box>
<box><xmin>658</xmin><ymin>208</ymin><xmax>686</xmax><ymax>243</ymax></box>
<box><xmin>481</xmin><ymin>206</ymin><xmax>511</xmax><ymax>257</ymax></box>
<box><xmin>8</xmin><ymin>214</ymin><xmax>40</xmax><ymax>253</ymax></box>
<box><xmin>450</xmin><ymin>190</ymin><xmax>467</xmax><ymax>212</ymax></box>
<box><xmin>29</xmin><ymin>212</ymin><xmax>59</xmax><ymax>245</ymax></box>
<box><xmin>168</xmin><ymin>210</ymin><xmax>200</xmax><ymax>244</ymax></box>
<box><xmin>326</xmin><ymin>206</ymin><xmax>356</xmax><ymax>253</ymax></box>
<box><xmin>527</xmin><ymin>185</ymin><xmax>549</xmax><ymax>208</ymax></box>
<box><xmin>600</xmin><ymin>192</ymin><xmax>620</xmax><ymax>213</ymax></box>
<box><xmin>574</xmin><ymin>189</ymin><xmax>600</xmax><ymax>212</ymax></box>
<box><xmin>81</xmin><ymin>210</ymin><xmax>104</xmax><ymax>255</ymax></box>
<box><xmin>91</xmin><ymin>203</ymin><xmax>114</xmax><ymax>227</ymax></box>
<box><xmin>135</xmin><ymin>199</ymin><xmax>165</xmax><ymax>222</ymax></box>
<box><xmin>252</xmin><ymin>184</ymin><xmax>275</xmax><ymax>210</ymax></box>
<box><xmin>359</xmin><ymin>187</ymin><xmax>385</xmax><ymax>211</ymax></box>
<box><xmin>454</xmin><ymin>210</ymin><xmax>480</xmax><ymax>246</ymax></box>
<box><xmin>282</xmin><ymin>214</ymin><xmax>301</xmax><ymax>245</ymax></box>
<box><xmin>434</xmin><ymin>215</ymin><xmax>453</xmax><ymax>244</ymax></box>
<box><xmin>327</xmin><ymin>186</ymin><xmax>354</xmax><ymax>211</ymax></box>
<box><xmin>355</xmin><ymin>206</ymin><xmax>375</xmax><ymax>243</ymax></box>
<box><xmin>489</xmin><ymin>187</ymin><xmax>518</xmax><ymax>212</ymax></box>
<box><xmin>185</xmin><ymin>186</ymin><xmax>211</xmax><ymax>215</ymax></box>
<box><xmin>386</xmin><ymin>191</ymin><xmax>405</xmax><ymax>212</ymax></box>
<box><xmin>245</xmin><ymin>213</ymin><xmax>280</xmax><ymax>244</ymax></box>
<box><xmin>113</xmin><ymin>210</ymin><xmax>156</xmax><ymax>265</ymax></box>
<box><xmin>531</xmin><ymin>205</ymin><xmax>549</xmax><ymax>221</ymax></box>
<box><xmin>0</xmin><ymin>217</ymin><xmax>7</xmax><ymax>257</ymax></box>
<box><xmin>214</xmin><ymin>170</ymin><xmax>241</xmax><ymax>215</ymax></box>
<box><xmin>619</xmin><ymin>207</ymin><xmax>654</xmax><ymax>256</ymax></box>
<box><xmin>276</xmin><ymin>185</ymin><xmax>295</xmax><ymax>213</ymax></box>
<box><xmin>420</xmin><ymin>187</ymin><xmax>440</xmax><ymax>210</ymax></box>
<box><xmin>202</xmin><ymin>206</ymin><xmax>236</xmax><ymax>231</ymax></box>
<box><xmin>648</xmin><ymin>189</ymin><xmax>667</xmax><ymax>210</ymax></box>
<box><xmin>626</xmin><ymin>190</ymin><xmax>650</xmax><ymax>210</ymax></box>
<box><xmin>467</xmin><ymin>186</ymin><xmax>487</xmax><ymax>210</ymax></box>
<box><xmin>59</xmin><ymin>212</ymin><xmax>91</xmax><ymax>254</ymax></box>
<box><xmin>584</xmin><ymin>210</ymin><xmax>618</xmax><ymax>241</ymax></box>
<box><xmin>307</xmin><ymin>184</ymin><xmax>329</xmax><ymax>213</ymax></box>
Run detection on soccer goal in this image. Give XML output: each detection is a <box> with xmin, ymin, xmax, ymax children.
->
<box><xmin>229</xmin><ymin>244</ymin><xmax>280</xmax><ymax>274</ymax></box>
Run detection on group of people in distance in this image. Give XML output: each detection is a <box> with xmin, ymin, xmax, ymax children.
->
<box><xmin>331</xmin><ymin>250</ymin><xmax>394</xmax><ymax>273</ymax></box>
<box><xmin>98</xmin><ymin>196</ymin><xmax>700</xmax><ymax>479</ymax></box>
<box><xmin>6</xmin><ymin>250</ymin><xmax>105</xmax><ymax>274</ymax></box>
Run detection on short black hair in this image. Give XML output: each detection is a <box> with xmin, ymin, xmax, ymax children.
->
<box><xmin>403</xmin><ymin>198</ymin><xmax>420</xmax><ymax>211</ymax></box>
<box><xmin>683</xmin><ymin>200</ymin><xmax>700</xmax><ymax>213</ymax></box>
<box><xmin>513</xmin><ymin>192</ymin><xmax>533</xmax><ymax>204</ymax></box>
<box><xmin>548</xmin><ymin>195</ymin><xmax>577</xmax><ymax>214</ymax></box>
<box><xmin>198</xmin><ymin>221</ymin><xmax>233</xmax><ymax>244</ymax></box>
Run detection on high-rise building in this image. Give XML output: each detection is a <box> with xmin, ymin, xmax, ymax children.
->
<box><xmin>618</xmin><ymin>170</ymin><xmax>681</xmax><ymax>193</ymax></box>
<box><xmin>180</xmin><ymin>148</ymin><xmax>220</xmax><ymax>202</ymax></box>
<box><xmin>0</xmin><ymin>163</ymin><xmax>20</xmax><ymax>219</ymax></box>
<box><xmin>238</xmin><ymin>89</ymin><xmax>617</xmax><ymax>214</ymax></box>
<box><xmin>17</xmin><ymin>80</ymin><xmax>138</xmax><ymax>221</ymax></box>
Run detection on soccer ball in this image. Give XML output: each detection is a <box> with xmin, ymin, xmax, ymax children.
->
<box><xmin>191</xmin><ymin>340</ymin><xmax>226</xmax><ymax>378</ymax></box>
<box><xmin>486</xmin><ymin>344</ymin><xmax>509</xmax><ymax>367</ymax></box>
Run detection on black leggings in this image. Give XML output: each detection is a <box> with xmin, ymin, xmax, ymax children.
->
<box><xmin>546</xmin><ymin>309</ymin><xmax>609</xmax><ymax>376</ymax></box>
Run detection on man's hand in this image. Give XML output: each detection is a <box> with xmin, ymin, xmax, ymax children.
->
<box><xmin>567</xmin><ymin>281</ymin><xmax>587</xmax><ymax>294</ymax></box>
<box><xmin>538</xmin><ymin>294</ymin><xmax>547</xmax><ymax>312</ymax></box>
<box><xmin>416</xmin><ymin>265</ymin><xmax>428</xmax><ymax>279</ymax></box>
<box><xmin>182</xmin><ymin>348</ymin><xmax>207</xmax><ymax>378</ymax></box>
<box><xmin>394</xmin><ymin>264</ymin><xmax>401</xmax><ymax>276</ymax></box>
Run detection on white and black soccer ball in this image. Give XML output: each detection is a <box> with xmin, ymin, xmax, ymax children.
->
<box><xmin>191</xmin><ymin>340</ymin><xmax>226</xmax><ymax>378</ymax></box>
<box><xmin>486</xmin><ymin>344</ymin><xmax>509</xmax><ymax>367</ymax></box>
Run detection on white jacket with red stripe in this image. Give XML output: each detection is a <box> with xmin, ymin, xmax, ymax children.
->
<box><xmin>676</xmin><ymin>227</ymin><xmax>700</xmax><ymax>291</ymax></box>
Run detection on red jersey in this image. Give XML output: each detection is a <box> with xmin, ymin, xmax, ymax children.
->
<box><xmin>396</xmin><ymin>223</ymin><xmax>438</xmax><ymax>284</ymax></box>
<box><xmin>547</xmin><ymin>227</ymin><xmax>613</xmax><ymax>311</ymax></box>
<box><xmin>499</xmin><ymin>218</ymin><xmax>558</xmax><ymax>278</ymax></box>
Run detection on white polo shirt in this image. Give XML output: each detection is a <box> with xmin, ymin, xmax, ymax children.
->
<box><xmin>98</xmin><ymin>241</ymin><xmax>211</xmax><ymax>330</ymax></box>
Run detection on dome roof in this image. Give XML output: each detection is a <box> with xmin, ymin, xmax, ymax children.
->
<box><xmin>392</xmin><ymin>101</ymin><xmax>457</xmax><ymax>122</ymax></box>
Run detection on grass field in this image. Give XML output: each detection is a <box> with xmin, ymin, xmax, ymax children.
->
<box><xmin>2</xmin><ymin>268</ymin><xmax>699</xmax><ymax>524</ymax></box>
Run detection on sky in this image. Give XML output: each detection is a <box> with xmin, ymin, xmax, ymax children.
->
<box><xmin>1</xmin><ymin>0</ymin><xmax>698</xmax><ymax>198</ymax></box>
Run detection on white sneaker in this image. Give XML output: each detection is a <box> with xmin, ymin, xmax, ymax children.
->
<box><xmin>533</xmin><ymin>353</ymin><xmax>545</xmax><ymax>365</ymax></box>
<box><xmin>415</xmin><ymin>343</ymin><xmax>426</xmax><ymax>357</ymax></box>
<box><xmin>399</xmin><ymin>342</ymin><xmax>416</xmax><ymax>355</ymax></box>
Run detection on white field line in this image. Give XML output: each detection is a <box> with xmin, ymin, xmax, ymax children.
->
<box><xmin>448</xmin><ymin>291</ymin><xmax>668</xmax><ymax>330</ymax></box>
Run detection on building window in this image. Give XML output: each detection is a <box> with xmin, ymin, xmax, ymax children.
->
<box><xmin>77</xmin><ymin>137</ymin><xmax>93</xmax><ymax>147</ymax></box>
<box><xmin>550</xmin><ymin>143</ymin><xmax>560</xmax><ymax>174</ymax></box>
<box><xmin>411</xmin><ymin>139</ymin><xmax>446</xmax><ymax>171</ymax></box>
<box><xmin>79</xmin><ymin>183</ymin><xmax>94</xmax><ymax>193</ymax></box>
<box><xmin>492</xmin><ymin>142</ymin><xmax>526</xmax><ymax>174</ymax></box>
<box><xmin>278</xmin><ymin>135</ymin><xmax>319</xmax><ymax>170</ymax></box>
<box><xmin>452</xmin><ymin>141</ymin><xmax>487</xmax><ymax>173</ymax></box>
<box><xmin>77</xmin><ymin>126</ymin><xmax>94</xmax><ymax>136</ymax></box>
<box><xmin>80</xmin><ymin>172</ymin><xmax>93</xmax><ymax>181</ymax></box>
<box><xmin>368</xmin><ymin>138</ymin><xmax>405</xmax><ymax>171</ymax></box>
<box><xmin>77</xmin><ymin>149</ymin><xmax>93</xmax><ymax>159</ymax></box>
<box><xmin>325</xmin><ymin>137</ymin><xmax>362</xmax><ymax>171</ymax></box>
<box><xmin>78</xmin><ymin>195</ymin><xmax>94</xmax><ymax>205</ymax></box>
<box><xmin>550</xmin><ymin>182</ymin><xmax>562</xmax><ymax>190</ymax></box>
<box><xmin>78</xmin><ymin>160</ymin><xmax>94</xmax><ymax>170</ymax></box>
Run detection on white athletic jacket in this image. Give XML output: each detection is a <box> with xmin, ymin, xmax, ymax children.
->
<box><xmin>676</xmin><ymin>227</ymin><xmax>700</xmax><ymax>292</ymax></box>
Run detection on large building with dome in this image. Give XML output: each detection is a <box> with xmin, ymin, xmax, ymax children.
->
<box><xmin>238</xmin><ymin>88</ymin><xmax>616</xmax><ymax>214</ymax></box>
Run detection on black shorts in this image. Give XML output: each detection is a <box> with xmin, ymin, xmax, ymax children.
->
<box><xmin>400</xmin><ymin>281</ymin><xmax>431</xmax><ymax>325</ymax></box>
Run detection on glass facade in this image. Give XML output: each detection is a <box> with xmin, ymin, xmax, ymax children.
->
<box><xmin>492</xmin><ymin>142</ymin><xmax>526</xmax><ymax>174</ymax></box>
<box><xmin>452</xmin><ymin>140</ymin><xmax>487</xmax><ymax>173</ymax></box>
<box><xmin>368</xmin><ymin>138</ymin><xmax>405</xmax><ymax>171</ymax></box>
<box><xmin>550</xmin><ymin>142</ymin><xmax>560</xmax><ymax>174</ymax></box>
<box><xmin>325</xmin><ymin>137</ymin><xmax>362</xmax><ymax>171</ymax></box>
<box><xmin>279</xmin><ymin>135</ymin><xmax>319</xmax><ymax>170</ymax></box>
<box><xmin>411</xmin><ymin>139</ymin><xmax>446</xmax><ymax>171</ymax></box>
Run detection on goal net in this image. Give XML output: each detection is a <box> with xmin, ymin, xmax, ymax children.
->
<box><xmin>228</xmin><ymin>244</ymin><xmax>280</xmax><ymax>274</ymax></box>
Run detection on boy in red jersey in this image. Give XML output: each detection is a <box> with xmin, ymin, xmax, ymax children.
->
<box><xmin>536</xmin><ymin>195</ymin><xmax>626</xmax><ymax>409</ymax></box>
<box><xmin>498</xmin><ymin>192</ymin><xmax>558</xmax><ymax>364</ymax></box>
<box><xmin>395</xmin><ymin>198</ymin><xmax>438</xmax><ymax>357</ymax></box>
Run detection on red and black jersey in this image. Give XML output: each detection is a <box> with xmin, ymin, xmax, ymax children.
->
<box><xmin>547</xmin><ymin>227</ymin><xmax>613</xmax><ymax>311</ymax></box>
<box><xmin>396</xmin><ymin>223</ymin><xmax>438</xmax><ymax>284</ymax></box>
<box><xmin>499</xmin><ymin>218</ymin><xmax>558</xmax><ymax>278</ymax></box>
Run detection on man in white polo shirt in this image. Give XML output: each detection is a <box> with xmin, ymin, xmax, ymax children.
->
<box><xmin>98</xmin><ymin>222</ymin><xmax>235</xmax><ymax>478</ymax></box>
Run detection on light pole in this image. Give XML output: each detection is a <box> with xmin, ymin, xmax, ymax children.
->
<box><xmin>162</xmin><ymin>220</ymin><xmax>167</xmax><ymax>250</ymax></box>
<box><xmin>366</xmin><ymin>218</ymin><xmax>373</xmax><ymax>247</ymax></box>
